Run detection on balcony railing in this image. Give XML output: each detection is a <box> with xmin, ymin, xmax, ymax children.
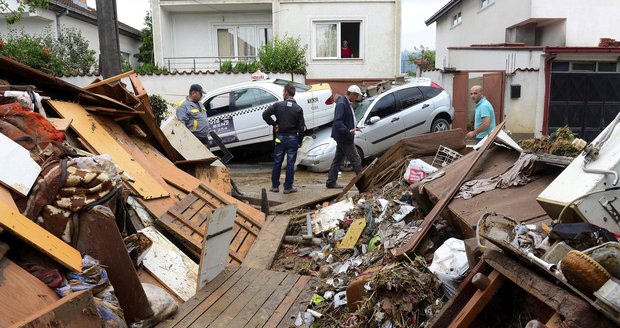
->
<box><xmin>162</xmin><ymin>56</ymin><xmax>259</xmax><ymax>72</ymax></box>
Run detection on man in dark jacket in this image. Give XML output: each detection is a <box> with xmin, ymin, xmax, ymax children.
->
<box><xmin>262</xmin><ymin>83</ymin><xmax>305</xmax><ymax>194</ymax></box>
<box><xmin>326</xmin><ymin>85</ymin><xmax>363</xmax><ymax>188</ymax></box>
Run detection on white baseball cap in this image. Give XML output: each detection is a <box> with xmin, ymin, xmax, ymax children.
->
<box><xmin>347</xmin><ymin>85</ymin><xmax>362</xmax><ymax>95</ymax></box>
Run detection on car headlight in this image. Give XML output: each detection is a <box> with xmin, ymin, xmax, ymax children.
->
<box><xmin>307</xmin><ymin>143</ymin><xmax>330</xmax><ymax>156</ymax></box>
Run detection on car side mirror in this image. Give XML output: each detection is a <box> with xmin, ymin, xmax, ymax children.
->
<box><xmin>368</xmin><ymin>116</ymin><xmax>380</xmax><ymax>125</ymax></box>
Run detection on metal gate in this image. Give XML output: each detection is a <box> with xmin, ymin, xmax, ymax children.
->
<box><xmin>548</xmin><ymin>73</ymin><xmax>620</xmax><ymax>141</ymax></box>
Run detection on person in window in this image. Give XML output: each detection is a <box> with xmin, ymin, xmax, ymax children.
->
<box><xmin>326</xmin><ymin>85</ymin><xmax>364</xmax><ymax>188</ymax></box>
<box><xmin>341</xmin><ymin>40</ymin><xmax>353</xmax><ymax>58</ymax></box>
<box><xmin>176</xmin><ymin>84</ymin><xmax>209</xmax><ymax>145</ymax></box>
<box><xmin>262</xmin><ymin>83</ymin><xmax>305</xmax><ymax>194</ymax></box>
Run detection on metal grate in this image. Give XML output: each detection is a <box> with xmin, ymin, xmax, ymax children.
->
<box><xmin>432</xmin><ymin>145</ymin><xmax>463</xmax><ymax>168</ymax></box>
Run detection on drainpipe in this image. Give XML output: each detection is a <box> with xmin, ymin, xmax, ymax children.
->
<box><xmin>55</xmin><ymin>8</ymin><xmax>69</xmax><ymax>38</ymax></box>
<box><xmin>542</xmin><ymin>54</ymin><xmax>556</xmax><ymax>136</ymax></box>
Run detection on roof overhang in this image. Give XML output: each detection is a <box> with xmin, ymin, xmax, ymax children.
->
<box><xmin>544</xmin><ymin>46</ymin><xmax>620</xmax><ymax>54</ymax></box>
<box><xmin>425</xmin><ymin>0</ymin><xmax>462</xmax><ymax>26</ymax></box>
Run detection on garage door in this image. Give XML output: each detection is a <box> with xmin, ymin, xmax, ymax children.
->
<box><xmin>548</xmin><ymin>73</ymin><xmax>620</xmax><ymax>141</ymax></box>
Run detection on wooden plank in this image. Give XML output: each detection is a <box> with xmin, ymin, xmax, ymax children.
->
<box><xmin>49</xmin><ymin>100</ymin><xmax>169</xmax><ymax>200</ymax></box>
<box><xmin>83</xmin><ymin>105</ymin><xmax>143</xmax><ymax>116</ymax></box>
<box><xmin>337</xmin><ymin>218</ymin><xmax>366</xmax><ymax>249</ymax></box>
<box><xmin>269</xmin><ymin>189</ymin><xmax>341</xmax><ymax>213</ymax></box>
<box><xmin>208</xmin><ymin>270</ymin><xmax>286</xmax><ymax>327</ymax></box>
<box><xmin>0</xmin><ymin>133</ymin><xmax>41</xmax><ymax>196</ymax></box>
<box><xmin>137</xmin><ymin>269</ymin><xmax>184</xmax><ymax>305</ymax></box>
<box><xmin>173</xmin><ymin>267</ymin><xmax>252</xmax><ymax>328</ymax></box>
<box><xmin>0</xmin><ymin>258</ymin><xmax>60</xmax><ymax>327</ymax></box>
<box><xmin>83</xmin><ymin>71</ymin><xmax>134</xmax><ymax>89</ymax></box>
<box><xmin>12</xmin><ymin>290</ymin><xmax>101</xmax><ymax>328</ymax></box>
<box><xmin>141</xmin><ymin>226</ymin><xmax>198</xmax><ymax>302</ymax></box>
<box><xmin>159</xmin><ymin>266</ymin><xmax>242</xmax><ymax>328</ymax></box>
<box><xmin>449</xmin><ymin>270</ymin><xmax>505</xmax><ymax>328</ymax></box>
<box><xmin>0</xmin><ymin>202</ymin><xmax>82</xmax><ymax>272</ymax></box>
<box><xmin>191</xmin><ymin>268</ymin><xmax>265</xmax><ymax>327</ymax></box>
<box><xmin>234</xmin><ymin>272</ymin><xmax>296</xmax><ymax>327</ymax></box>
<box><xmin>263</xmin><ymin>275</ymin><xmax>312</xmax><ymax>328</ymax></box>
<box><xmin>392</xmin><ymin>122</ymin><xmax>506</xmax><ymax>257</ymax></box>
<box><xmin>47</xmin><ymin>117</ymin><xmax>72</xmax><ymax>131</ymax></box>
<box><xmin>276</xmin><ymin>277</ymin><xmax>316</xmax><ymax>328</ymax></box>
<box><xmin>335</xmin><ymin>157</ymin><xmax>378</xmax><ymax>202</ymax></box>
<box><xmin>0</xmin><ymin>184</ymin><xmax>17</xmax><ymax>210</ymax></box>
<box><xmin>198</xmin><ymin>205</ymin><xmax>236</xmax><ymax>290</ymax></box>
<box><xmin>242</xmin><ymin>215</ymin><xmax>290</xmax><ymax>270</ymax></box>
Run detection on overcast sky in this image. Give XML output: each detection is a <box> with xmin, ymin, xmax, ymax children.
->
<box><xmin>87</xmin><ymin>0</ymin><xmax>447</xmax><ymax>51</ymax></box>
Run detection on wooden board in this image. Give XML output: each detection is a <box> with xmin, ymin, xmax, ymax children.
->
<box><xmin>242</xmin><ymin>214</ymin><xmax>290</xmax><ymax>270</ymax></box>
<box><xmin>158</xmin><ymin>184</ymin><xmax>264</xmax><ymax>265</ymax></box>
<box><xmin>48</xmin><ymin>100</ymin><xmax>169</xmax><ymax>200</ymax></box>
<box><xmin>12</xmin><ymin>290</ymin><xmax>101</xmax><ymax>328</ymax></box>
<box><xmin>449</xmin><ymin>270</ymin><xmax>505</xmax><ymax>328</ymax></box>
<box><xmin>141</xmin><ymin>226</ymin><xmax>198</xmax><ymax>302</ymax></box>
<box><xmin>0</xmin><ymin>184</ymin><xmax>17</xmax><ymax>210</ymax></box>
<box><xmin>337</xmin><ymin>218</ymin><xmax>366</xmax><ymax>249</ymax></box>
<box><xmin>162</xmin><ymin>117</ymin><xmax>218</xmax><ymax>161</ymax></box>
<box><xmin>0</xmin><ymin>132</ymin><xmax>41</xmax><ymax>196</ymax></box>
<box><xmin>198</xmin><ymin>205</ymin><xmax>236</xmax><ymax>290</ymax></box>
<box><xmin>0</xmin><ymin>202</ymin><xmax>82</xmax><ymax>272</ymax></box>
<box><xmin>269</xmin><ymin>188</ymin><xmax>342</xmax><ymax>213</ymax></box>
<box><xmin>47</xmin><ymin>117</ymin><xmax>73</xmax><ymax>131</ymax></box>
<box><xmin>159</xmin><ymin>266</ymin><xmax>315</xmax><ymax>328</ymax></box>
<box><xmin>0</xmin><ymin>258</ymin><xmax>60</xmax><ymax>327</ymax></box>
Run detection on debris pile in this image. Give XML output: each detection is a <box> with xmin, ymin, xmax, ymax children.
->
<box><xmin>517</xmin><ymin>126</ymin><xmax>581</xmax><ymax>157</ymax></box>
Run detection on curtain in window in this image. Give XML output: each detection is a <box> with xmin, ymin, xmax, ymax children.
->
<box><xmin>316</xmin><ymin>24</ymin><xmax>337</xmax><ymax>57</ymax></box>
<box><xmin>258</xmin><ymin>28</ymin><xmax>273</xmax><ymax>47</ymax></box>
<box><xmin>237</xmin><ymin>27</ymin><xmax>256</xmax><ymax>58</ymax></box>
<box><xmin>217</xmin><ymin>29</ymin><xmax>234</xmax><ymax>57</ymax></box>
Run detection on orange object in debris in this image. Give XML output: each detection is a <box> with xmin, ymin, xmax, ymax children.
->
<box><xmin>0</xmin><ymin>102</ymin><xmax>64</xmax><ymax>143</ymax></box>
<box><xmin>346</xmin><ymin>266</ymin><xmax>383</xmax><ymax>311</ymax></box>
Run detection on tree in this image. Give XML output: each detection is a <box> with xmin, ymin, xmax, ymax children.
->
<box><xmin>44</xmin><ymin>27</ymin><xmax>97</xmax><ymax>75</ymax></box>
<box><xmin>258</xmin><ymin>35</ymin><xmax>308</xmax><ymax>75</ymax></box>
<box><xmin>408</xmin><ymin>45</ymin><xmax>436</xmax><ymax>71</ymax></box>
<box><xmin>135</xmin><ymin>11</ymin><xmax>154</xmax><ymax>65</ymax></box>
<box><xmin>0</xmin><ymin>0</ymin><xmax>49</xmax><ymax>24</ymax></box>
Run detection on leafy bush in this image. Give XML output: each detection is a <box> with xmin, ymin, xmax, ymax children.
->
<box><xmin>120</xmin><ymin>55</ymin><xmax>132</xmax><ymax>72</ymax></box>
<box><xmin>258</xmin><ymin>35</ymin><xmax>307</xmax><ymax>75</ymax></box>
<box><xmin>44</xmin><ymin>27</ymin><xmax>96</xmax><ymax>75</ymax></box>
<box><xmin>232</xmin><ymin>61</ymin><xmax>259</xmax><ymax>72</ymax></box>
<box><xmin>149</xmin><ymin>94</ymin><xmax>171</xmax><ymax>126</ymax></box>
<box><xmin>0</xmin><ymin>0</ymin><xmax>49</xmax><ymax>24</ymax></box>
<box><xmin>134</xmin><ymin>63</ymin><xmax>168</xmax><ymax>74</ymax></box>
<box><xmin>220</xmin><ymin>60</ymin><xmax>233</xmax><ymax>72</ymax></box>
<box><xmin>135</xmin><ymin>11</ymin><xmax>154</xmax><ymax>65</ymax></box>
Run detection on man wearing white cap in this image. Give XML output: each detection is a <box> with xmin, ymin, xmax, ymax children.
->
<box><xmin>326</xmin><ymin>85</ymin><xmax>363</xmax><ymax>188</ymax></box>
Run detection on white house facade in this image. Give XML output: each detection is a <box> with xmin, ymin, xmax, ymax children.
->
<box><xmin>424</xmin><ymin>0</ymin><xmax>620</xmax><ymax>140</ymax></box>
<box><xmin>0</xmin><ymin>0</ymin><xmax>142</xmax><ymax>67</ymax></box>
<box><xmin>151</xmin><ymin>0</ymin><xmax>401</xmax><ymax>94</ymax></box>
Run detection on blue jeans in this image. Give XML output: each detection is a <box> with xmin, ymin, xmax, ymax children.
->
<box><xmin>272</xmin><ymin>135</ymin><xmax>299</xmax><ymax>190</ymax></box>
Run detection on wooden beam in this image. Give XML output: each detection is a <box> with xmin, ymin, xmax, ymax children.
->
<box><xmin>392</xmin><ymin>122</ymin><xmax>505</xmax><ymax>258</ymax></box>
<box><xmin>0</xmin><ymin>202</ymin><xmax>82</xmax><ymax>272</ymax></box>
<box><xmin>449</xmin><ymin>270</ymin><xmax>505</xmax><ymax>328</ymax></box>
<box><xmin>242</xmin><ymin>215</ymin><xmax>289</xmax><ymax>270</ymax></box>
<box><xmin>83</xmin><ymin>71</ymin><xmax>134</xmax><ymax>90</ymax></box>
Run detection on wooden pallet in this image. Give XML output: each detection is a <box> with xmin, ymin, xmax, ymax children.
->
<box><xmin>158</xmin><ymin>266</ymin><xmax>315</xmax><ymax>328</ymax></box>
<box><xmin>159</xmin><ymin>183</ymin><xmax>264</xmax><ymax>264</ymax></box>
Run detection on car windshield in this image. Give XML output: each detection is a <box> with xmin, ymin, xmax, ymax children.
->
<box><xmin>354</xmin><ymin>96</ymin><xmax>376</xmax><ymax>123</ymax></box>
<box><xmin>273</xmin><ymin>79</ymin><xmax>311</xmax><ymax>92</ymax></box>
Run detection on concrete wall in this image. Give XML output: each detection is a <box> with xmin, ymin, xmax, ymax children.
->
<box><xmin>61</xmin><ymin>72</ymin><xmax>305</xmax><ymax>105</ymax></box>
<box><xmin>434</xmin><ymin>0</ymin><xmax>531</xmax><ymax>69</ymax></box>
<box><xmin>447</xmin><ymin>48</ymin><xmax>543</xmax><ymax>71</ymax></box>
<box><xmin>504</xmin><ymin>69</ymin><xmax>539</xmax><ymax>135</ymax></box>
<box><xmin>278</xmin><ymin>0</ymin><xmax>400</xmax><ymax>80</ymax></box>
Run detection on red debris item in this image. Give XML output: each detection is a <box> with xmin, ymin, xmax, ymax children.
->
<box><xmin>0</xmin><ymin>102</ymin><xmax>64</xmax><ymax>143</ymax></box>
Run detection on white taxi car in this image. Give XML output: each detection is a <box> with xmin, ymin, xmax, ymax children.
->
<box><xmin>201</xmin><ymin>79</ymin><xmax>335</xmax><ymax>149</ymax></box>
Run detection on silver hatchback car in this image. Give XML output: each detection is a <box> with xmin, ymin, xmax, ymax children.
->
<box><xmin>300</xmin><ymin>78</ymin><xmax>455</xmax><ymax>172</ymax></box>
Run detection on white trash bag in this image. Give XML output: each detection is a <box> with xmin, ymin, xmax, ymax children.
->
<box><xmin>403</xmin><ymin>159</ymin><xmax>438</xmax><ymax>184</ymax></box>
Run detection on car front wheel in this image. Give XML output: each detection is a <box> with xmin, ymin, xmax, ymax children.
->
<box><xmin>431</xmin><ymin>118</ymin><xmax>450</xmax><ymax>132</ymax></box>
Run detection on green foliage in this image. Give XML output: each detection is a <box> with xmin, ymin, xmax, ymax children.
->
<box><xmin>232</xmin><ymin>61</ymin><xmax>259</xmax><ymax>73</ymax></box>
<box><xmin>258</xmin><ymin>35</ymin><xmax>307</xmax><ymax>75</ymax></box>
<box><xmin>134</xmin><ymin>63</ymin><xmax>168</xmax><ymax>74</ymax></box>
<box><xmin>44</xmin><ymin>27</ymin><xmax>96</xmax><ymax>75</ymax></box>
<box><xmin>407</xmin><ymin>45</ymin><xmax>436</xmax><ymax>70</ymax></box>
<box><xmin>120</xmin><ymin>55</ymin><xmax>132</xmax><ymax>72</ymax></box>
<box><xmin>134</xmin><ymin>11</ymin><xmax>154</xmax><ymax>65</ymax></box>
<box><xmin>0</xmin><ymin>0</ymin><xmax>49</xmax><ymax>24</ymax></box>
<box><xmin>149</xmin><ymin>94</ymin><xmax>171</xmax><ymax>126</ymax></box>
<box><xmin>0</xmin><ymin>30</ymin><xmax>63</xmax><ymax>75</ymax></box>
<box><xmin>220</xmin><ymin>60</ymin><xmax>233</xmax><ymax>72</ymax></box>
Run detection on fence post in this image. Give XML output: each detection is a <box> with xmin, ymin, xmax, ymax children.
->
<box><xmin>167</xmin><ymin>59</ymin><xmax>170</xmax><ymax>71</ymax></box>
<box><xmin>193</xmin><ymin>58</ymin><xmax>196</xmax><ymax>72</ymax></box>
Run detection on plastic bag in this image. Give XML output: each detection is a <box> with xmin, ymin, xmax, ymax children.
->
<box><xmin>403</xmin><ymin>159</ymin><xmax>438</xmax><ymax>184</ymax></box>
<box><xmin>130</xmin><ymin>283</ymin><xmax>178</xmax><ymax>328</ymax></box>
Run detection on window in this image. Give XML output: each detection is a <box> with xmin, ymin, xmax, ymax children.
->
<box><xmin>452</xmin><ymin>12</ymin><xmax>462</xmax><ymax>27</ymax></box>
<box><xmin>205</xmin><ymin>93</ymin><xmax>232</xmax><ymax>116</ymax></box>
<box><xmin>313</xmin><ymin>20</ymin><xmax>362</xmax><ymax>59</ymax></box>
<box><xmin>419</xmin><ymin>86</ymin><xmax>442</xmax><ymax>100</ymax></box>
<box><xmin>598</xmin><ymin>62</ymin><xmax>618</xmax><ymax>72</ymax></box>
<box><xmin>233</xmin><ymin>88</ymin><xmax>277</xmax><ymax>110</ymax></box>
<box><xmin>481</xmin><ymin>0</ymin><xmax>494</xmax><ymax>9</ymax></box>
<box><xmin>572</xmin><ymin>62</ymin><xmax>596</xmax><ymax>72</ymax></box>
<box><xmin>552</xmin><ymin>61</ymin><xmax>569</xmax><ymax>72</ymax></box>
<box><xmin>369</xmin><ymin>94</ymin><xmax>399</xmax><ymax>119</ymax></box>
<box><xmin>216</xmin><ymin>26</ymin><xmax>273</xmax><ymax>59</ymax></box>
<box><xmin>394</xmin><ymin>87</ymin><xmax>424</xmax><ymax>109</ymax></box>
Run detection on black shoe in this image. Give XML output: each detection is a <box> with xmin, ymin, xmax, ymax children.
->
<box><xmin>326</xmin><ymin>184</ymin><xmax>344</xmax><ymax>189</ymax></box>
<box><xmin>283</xmin><ymin>187</ymin><xmax>298</xmax><ymax>194</ymax></box>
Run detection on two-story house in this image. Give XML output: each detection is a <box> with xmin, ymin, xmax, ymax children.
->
<box><xmin>425</xmin><ymin>0</ymin><xmax>620</xmax><ymax>140</ymax></box>
<box><xmin>0</xmin><ymin>0</ymin><xmax>141</xmax><ymax>67</ymax></box>
<box><xmin>150</xmin><ymin>0</ymin><xmax>401</xmax><ymax>94</ymax></box>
